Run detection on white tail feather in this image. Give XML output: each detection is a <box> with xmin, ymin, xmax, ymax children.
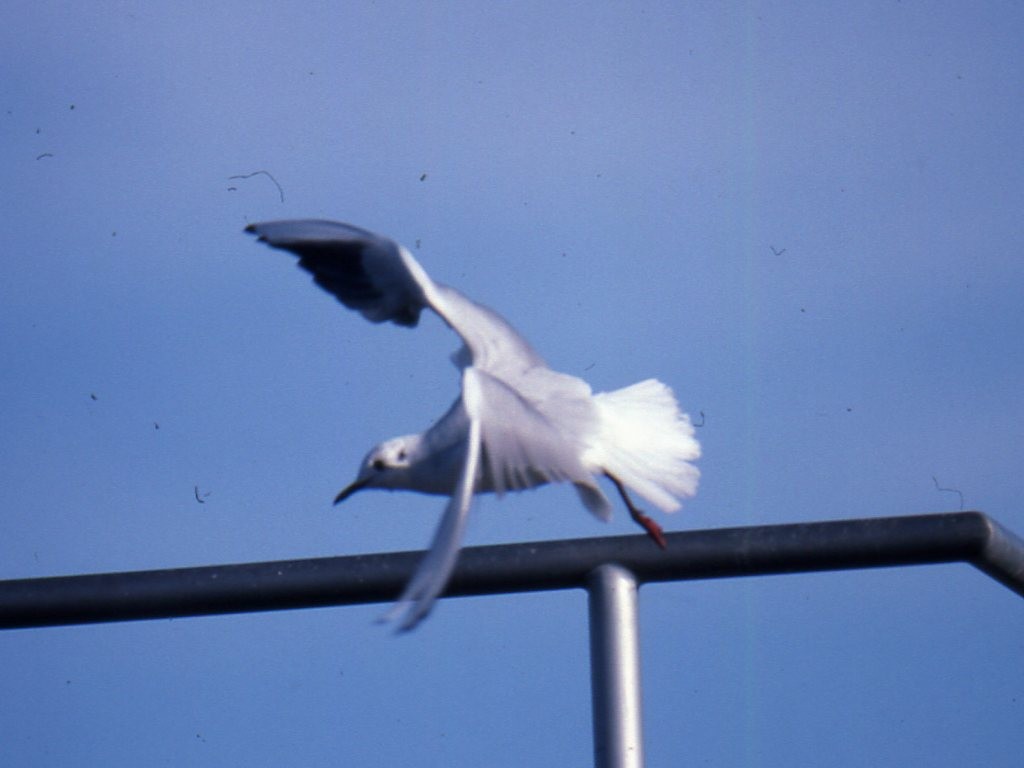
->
<box><xmin>587</xmin><ymin>379</ymin><xmax>700</xmax><ymax>513</ymax></box>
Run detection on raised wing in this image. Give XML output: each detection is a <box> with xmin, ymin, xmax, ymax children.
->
<box><xmin>245</xmin><ymin>220</ymin><xmax>427</xmax><ymax>326</ymax></box>
<box><xmin>246</xmin><ymin>219</ymin><xmax>546</xmax><ymax>378</ymax></box>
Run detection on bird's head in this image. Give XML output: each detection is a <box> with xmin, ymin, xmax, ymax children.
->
<box><xmin>334</xmin><ymin>435</ymin><xmax>419</xmax><ymax>503</ymax></box>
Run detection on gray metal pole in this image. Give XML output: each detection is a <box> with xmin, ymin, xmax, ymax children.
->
<box><xmin>588</xmin><ymin>564</ymin><xmax>645</xmax><ymax>768</ymax></box>
<box><xmin>2</xmin><ymin>512</ymin><xmax>1023</xmax><ymax>630</ymax></box>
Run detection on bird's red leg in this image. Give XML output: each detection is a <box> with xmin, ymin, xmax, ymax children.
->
<box><xmin>605</xmin><ymin>473</ymin><xmax>667</xmax><ymax>550</ymax></box>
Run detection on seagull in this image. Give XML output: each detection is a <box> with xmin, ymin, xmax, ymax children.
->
<box><xmin>246</xmin><ymin>220</ymin><xmax>700</xmax><ymax>630</ymax></box>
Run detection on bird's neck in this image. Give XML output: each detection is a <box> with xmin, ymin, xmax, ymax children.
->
<box><xmin>402</xmin><ymin>434</ymin><xmax>467</xmax><ymax>495</ymax></box>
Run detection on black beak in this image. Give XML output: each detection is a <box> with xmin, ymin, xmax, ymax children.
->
<box><xmin>334</xmin><ymin>477</ymin><xmax>370</xmax><ymax>505</ymax></box>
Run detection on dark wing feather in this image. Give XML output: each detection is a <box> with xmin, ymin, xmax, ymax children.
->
<box><xmin>245</xmin><ymin>220</ymin><xmax>426</xmax><ymax>327</ymax></box>
<box><xmin>246</xmin><ymin>219</ymin><xmax>546</xmax><ymax>374</ymax></box>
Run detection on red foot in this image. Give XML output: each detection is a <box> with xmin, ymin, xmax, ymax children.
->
<box><xmin>605</xmin><ymin>471</ymin><xmax>669</xmax><ymax>550</ymax></box>
<box><xmin>633</xmin><ymin>512</ymin><xmax>668</xmax><ymax>550</ymax></box>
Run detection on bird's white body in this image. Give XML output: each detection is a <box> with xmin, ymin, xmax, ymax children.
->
<box><xmin>247</xmin><ymin>220</ymin><xmax>700</xmax><ymax>629</ymax></box>
<box><xmin>361</xmin><ymin>374</ymin><xmax>698</xmax><ymax>515</ymax></box>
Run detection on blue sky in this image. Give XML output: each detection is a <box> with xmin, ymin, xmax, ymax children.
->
<box><xmin>2</xmin><ymin>2</ymin><xmax>1022</xmax><ymax>765</ymax></box>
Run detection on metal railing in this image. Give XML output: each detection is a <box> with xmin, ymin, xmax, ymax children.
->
<box><xmin>2</xmin><ymin>511</ymin><xmax>1023</xmax><ymax>767</ymax></box>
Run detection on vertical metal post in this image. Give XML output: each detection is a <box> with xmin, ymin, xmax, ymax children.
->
<box><xmin>588</xmin><ymin>564</ymin><xmax>645</xmax><ymax>768</ymax></box>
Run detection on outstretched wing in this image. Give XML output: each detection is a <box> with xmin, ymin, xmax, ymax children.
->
<box><xmin>245</xmin><ymin>220</ymin><xmax>427</xmax><ymax>326</ymax></box>
<box><xmin>246</xmin><ymin>219</ymin><xmax>545</xmax><ymax>377</ymax></box>
<box><xmin>381</xmin><ymin>393</ymin><xmax>482</xmax><ymax>631</ymax></box>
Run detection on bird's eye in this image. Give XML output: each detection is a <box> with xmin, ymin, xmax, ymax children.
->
<box><xmin>398</xmin><ymin>449</ymin><xmax>407</xmax><ymax>461</ymax></box>
<box><xmin>372</xmin><ymin>459</ymin><xmax>386</xmax><ymax>471</ymax></box>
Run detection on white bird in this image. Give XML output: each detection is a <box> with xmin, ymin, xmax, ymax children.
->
<box><xmin>246</xmin><ymin>220</ymin><xmax>700</xmax><ymax>630</ymax></box>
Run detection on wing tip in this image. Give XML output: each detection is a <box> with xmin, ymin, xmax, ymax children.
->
<box><xmin>243</xmin><ymin>222</ymin><xmax>266</xmax><ymax>241</ymax></box>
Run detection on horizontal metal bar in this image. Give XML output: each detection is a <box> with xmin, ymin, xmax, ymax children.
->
<box><xmin>0</xmin><ymin>512</ymin><xmax>1021</xmax><ymax>630</ymax></box>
